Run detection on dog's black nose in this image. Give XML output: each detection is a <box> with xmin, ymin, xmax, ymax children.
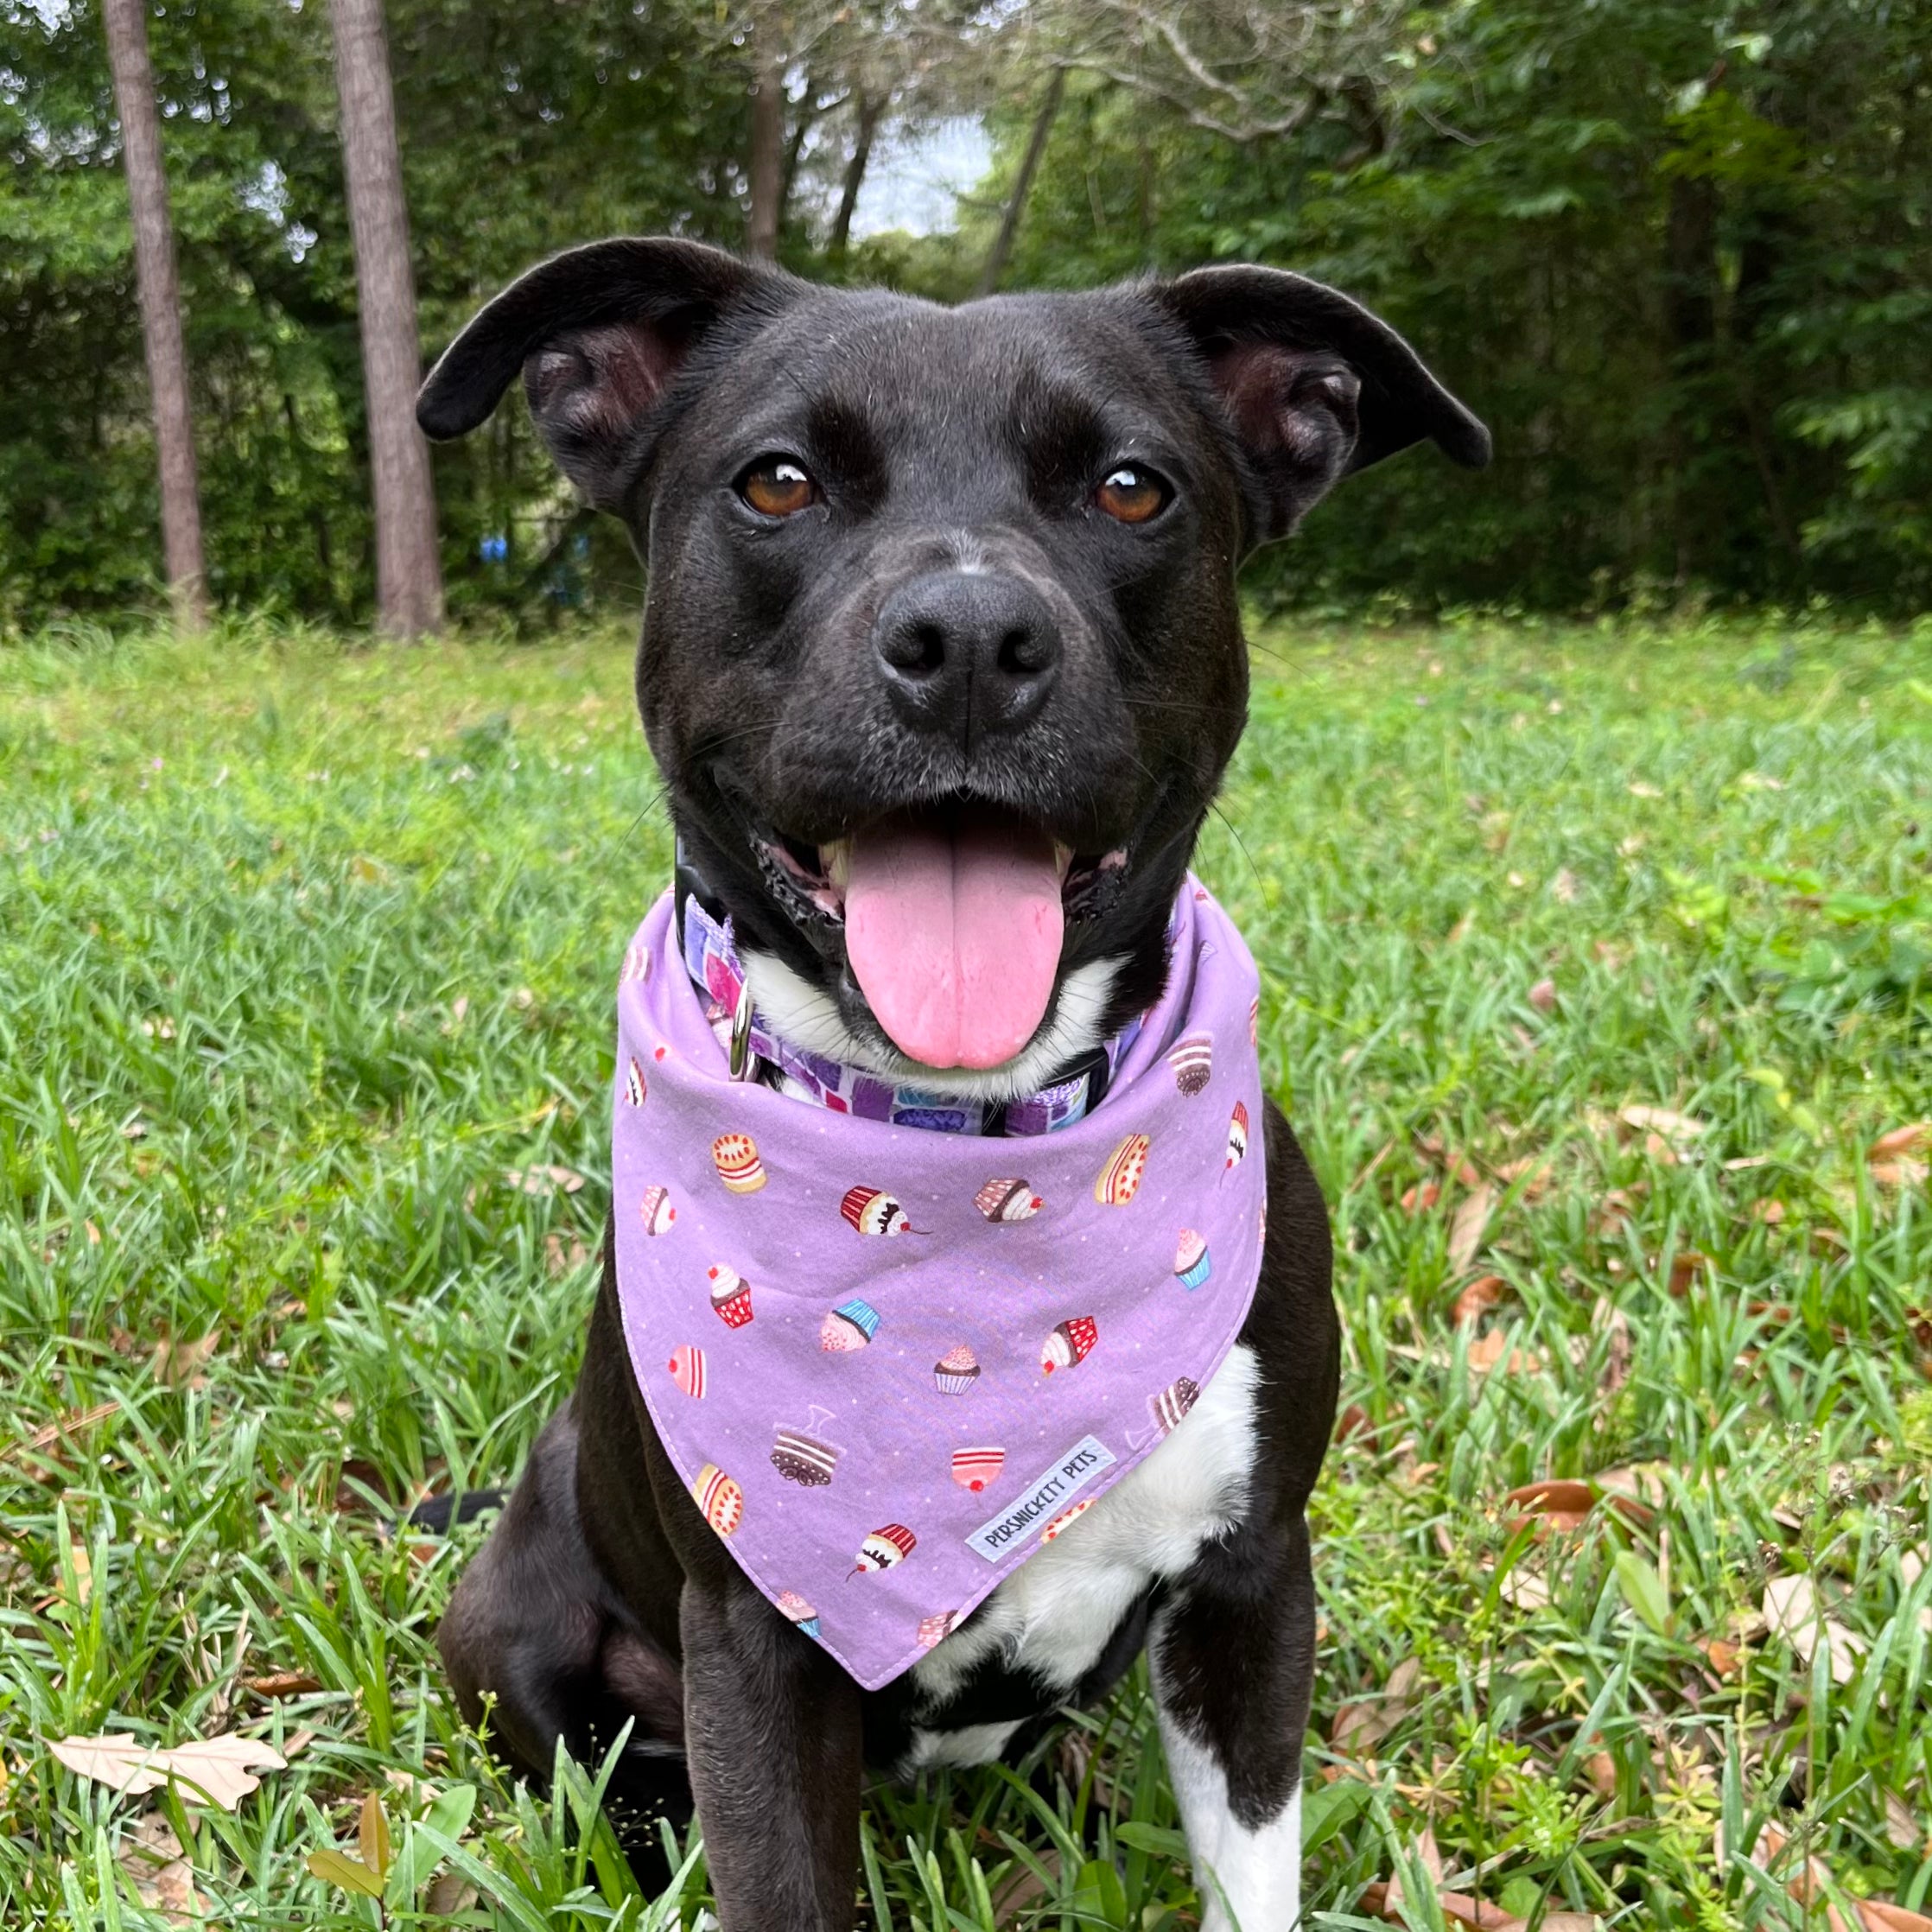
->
<box><xmin>872</xmin><ymin>570</ymin><xmax>1061</xmax><ymax>747</ymax></box>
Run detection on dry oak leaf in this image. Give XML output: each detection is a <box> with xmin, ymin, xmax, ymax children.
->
<box><xmin>1528</xmin><ymin>976</ymin><xmax>1558</xmax><ymax>1013</ymax></box>
<box><xmin>1872</xmin><ymin>1122</ymin><xmax>1932</xmax><ymax>1160</ymax></box>
<box><xmin>1752</xmin><ymin>1824</ymin><xmax>1932</xmax><ymax>1932</ymax></box>
<box><xmin>48</xmin><ymin>1732</ymin><xmax>286</xmax><ymax>1808</ymax></box>
<box><xmin>1763</xmin><ymin>1573</ymin><xmax>1867</xmax><ymax>1686</ymax></box>
<box><xmin>1663</xmin><ymin>1249</ymin><xmax>1713</xmax><ymax>1297</ymax></box>
<box><xmin>1331</xmin><ymin>1656</ymin><xmax>1422</xmax><ymax>1754</ymax></box>
<box><xmin>1872</xmin><ymin>1158</ymin><xmax>1929</xmax><ymax>1190</ymax></box>
<box><xmin>1453</xmin><ymin>1275</ymin><xmax>1506</xmax><ymax>1326</ymax></box>
<box><xmin>118</xmin><ymin>1810</ymin><xmax>200</xmax><ymax>1924</ymax></box>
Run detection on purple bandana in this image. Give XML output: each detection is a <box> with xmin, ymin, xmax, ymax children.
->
<box><xmin>610</xmin><ymin>880</ymin><xmax>1268</xmax><ymax>1691</ymax></box>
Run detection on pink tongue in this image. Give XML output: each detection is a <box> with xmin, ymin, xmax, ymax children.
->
<box><xmin>843</xmin><ymin>816</ymin><xmax>1065</xmax><ymax>1069</ymax></box>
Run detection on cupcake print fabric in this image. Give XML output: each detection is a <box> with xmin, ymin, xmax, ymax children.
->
<box><xmin>610</xmin><ymin>879</ymin><xmax>1268</xmax><ymax>1692</ymax></box>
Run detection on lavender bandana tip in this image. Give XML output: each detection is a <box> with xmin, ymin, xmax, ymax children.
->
<box><xmin>610</xmin><ymin>879</ymin><xmax>1268</xmax><ymax>1691</ymax></box>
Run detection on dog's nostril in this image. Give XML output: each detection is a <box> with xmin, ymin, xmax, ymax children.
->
<box><xmin>998</xmin><ymin>625</ymin><xmax>1049</xmax><ymax>677</ymax></box>
<box><xmin>910</xmin><ymin>622</ymin><xmax>945</xmax><ymax>674</ymax></box>
<box><xmin>880</xmin><ymin>617</ymin><xmax>947</xmax><ymax>677</ymax></box>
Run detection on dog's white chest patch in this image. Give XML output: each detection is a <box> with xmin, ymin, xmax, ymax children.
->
<box><xmin>902</xmin><ymin>1344</ymin><xmax>1262</xmax><ymax>1766</ymax></box>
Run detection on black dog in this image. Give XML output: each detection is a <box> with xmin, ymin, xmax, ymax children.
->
<box><xmin>415</xmin><ymin>238</ymin><xmax>1487</xmax><ymax>1929</ymax></box>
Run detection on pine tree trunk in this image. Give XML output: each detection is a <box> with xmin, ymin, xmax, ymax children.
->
<box><xmin>329</xmin><ymin>0</ymin><xmax>443</xmax><ymax>636</ymax></box>
<box><xmin>101</xmin><ymin>0</ymin><xmax>207</xmax><ymax>632</ymax></box>
<box><xmin>747</xmin><ymin>41</ymin><xmax>785</xmax><ymax>262</ymax></box>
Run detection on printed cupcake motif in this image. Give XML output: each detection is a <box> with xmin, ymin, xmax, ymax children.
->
<box><xmin>666</xmin><ymin>1344</ymin><xmax>707</xmax><ymax>1398</ymax></box>
<box><xmin>1248</xmin><ymin>995</ymin><xmax>1260</xmax><ymax>1047</ymax></box>
<box><xmin>709</xmin><ymin>1264</ymin><xmax>753</xmax><ymax>1328</ymax></box>
<box><xmin>975</xmin><ymin>1178</ymin><xmax>1042</xmax><ymax>1223</ymax></box>
<box><xmin>850</xmin><ymin>1523</ymin><xmax>917</xmax><ymax>1576</ymax></box>
<box><xmin>819</xmin><ymin>1297</ymin><xmax>881</xmax><ymax>1352</ymax></box>
<box><xmin>1094</xmin><ymin>1134</ymin><xmax>1150</xmax><ymax>1206</ymax></box>
<box><xmin>620</xmin><ymin>939</ymin><xmax>651</xmax><ymax>984</ymax></box>
<box><xmin>777</xmin><ymin>1590</ymin><xmax>821</xmax><ymax>1639</ymax></box>
<box><xmin>917</xmin><ymin>1609</ymin><xmax>958</xmax><ymax>1651</ymax></box>
<box><xmin>1174</xmin><ymin>1229</ymin><xmax>1211</xmax><ymax>1290</ymax></box>
<box><xmin>1168</xmin><ymin>1033</ymin><xmax>1213</xmax><ymax>1096</ymax></box>
<box><xmin>772</xmin><ymin>1407</ymin><xmax>842</xmax><ymax>1488</ymax></box>
<box><xmin>623</xmin><ymin>1058</ymin><xmax>647</xmax><ymax>1107</ymax></box>
<box><xmin>1150</xmin><ymin>1376</ymin><xmax>1200</xmax><ymax>1437</ymax></box>
<box><xmin>935</xmin><ymin>1345</ymin><xmax>981</xmax><ymax>1395</ymax></box>
<box><xmin>712</xmin><ymin>1133</ymin><xmax>767</xmax><ymax>1194</ymax></box>
<box><xmin>1225</xmin><ymin>1101</ymin><xmax>1249</xmax><ymax>1170</ymax></box>
<box><xmin>691</xmin><ymin>1463</ymin><xmax>743</xmax><ymax>1536</ymax></box>
<box><xmin>1041</xmin><ymin>1497</ymin><xmax>1095</xmax><ymax>1541</ymax></box>
<box><xmin>840</xmin><ymin>1185</ymin><xmax>921</xmax><ymax>1236</ymax></box>
<box><xmin>1040</xmin><ymin>1316</ymin><xmax>1098</xmax><ymax>1375</ymax></box>
<box><xmin>639</xmin><ymin>1185</ymin><xmax>677</xmax><ymax>1236</ymax></box>
<box><xmin>950</xmin><ymin>1446</ymin><xmax>1005</xmax><ymax>1492</ymax></box>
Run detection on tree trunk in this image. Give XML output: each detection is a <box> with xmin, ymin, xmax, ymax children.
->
<box><xmin>977</xmin><ymin>67</ymin><xmax>1065</xmax><ymax>297</ymax></box>
<box><xmin>828</xmin><ymin>91</ymin><xmax>881</xmax><ymax>258</ymax></box>
<box><xmin>101</xmin><ymin>0</ymin><xmax>207</xmax><ymax>632</ymax></box>
<box><xmin>747</xmin><ymin>41</ymin><xmax>785</xmax><ymax>262</ymax></box>
<box><xmin>329</xmin><ymin>0</ymin><xmax>443</xmax><ymax>636</ymax></box>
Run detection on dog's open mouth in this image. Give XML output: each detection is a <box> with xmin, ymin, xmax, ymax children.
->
<box><xmin>753</xmin><ymin>805</ymin><xmax>1128</xmax><ymax>1071</ymax></box>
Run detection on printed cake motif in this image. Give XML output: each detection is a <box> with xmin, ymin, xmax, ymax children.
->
<box><xmin>974</xmin><ymin>1178</ymin><xmax>1042</xmax><ymax>1223</ymax></box>
<box><xmin>934</xmin><ymin>1345</ymin><xmax>980</xmax><ymax>1395</ymax></box>
<box><xmin>1167</xmin><ymin>1033</ymin><xmax>1213</xmax><ymax>1096</ymax></box>
<box><xmin>777</xmin><ymin>1590</ymin><xmax>821</xmax><ymax>1639</ymax></box>
<box><xmin>950</xmin><ymin>1446</ymin><xmax>1005</xmax><ymax>1493</ymax></box>
<box><xmin>620</xmin><ymin>939</ymin><xmax>651</xmax><ymax>984</ymax></box>
<box><xmin>1040</xmin><ymin>1316</ymin><xmax>1098</xmax><ymax>1375</ymax></box>
<box><xmin>771</xmin><ymin>1406</ymin><xmax>842</xmax><ymax>1488</ymax></box>
<box><xmin>639</xmin><ymin>1185</ymin><xmax>677</xmax><ymax>1236</ymax></box>
<box><xmin>1149</xmin><ymin>1376</ymin><xmax>1200</xmax><ymax>1436</ymax></box>
<box><xmin>666</xmin><ymin>1344</ymin><xmax>707</xmax><ymax>1398</ymax></box>
<box><xmin>1225</xmin><ymin>1101</ymin><xmax>1249</xmax><ymax>1170</ymax></box>
<box><xmin>690</xmin><ymin>1463</ymin><xmax>743</xmax><ymax>1536</ymax></box>
<box><xmin>819</xmin><ymin>1297</ymin><xmax>881</xmax><ymax>1351</ymax></box>
<box><xmin>1094</xmin><ymin>1134</ymin><xmax>1150</xmax><ymax>1205</ymax></box>
<box><xmin>623</xmin><ymin>1057</ymin><xmax>647</xmax><ymax>1107</ymax></box>
<box><xmin>1174</xmin><ymin>1229</ymin><xmax>1211</xmax><ymax>1290</ymax></box>
<box><xmin>712</xmin><ymin>1133</ymin><xmax>767</xmax><ymax>1194</ymax></box>
<box><xmin>1248</xmin><ymin>994</ymin><xmax>1261</xmax><ymax>1046</ymax></box>
<box><xmin>916</xmin><ymin>1610</ymin><xmax>958</xmax><ymax>1651</ymax></box>
<box><xmin>850</xmin><ymin>1523</ymin><xmax>917</xmax><ymax>1576</ymax></box>
<box><xmin>1041</xmin><ymin>1497</ymin><xmax>1094</xmax><ymax>1541</ymax></box>
<box><xmin>709</xmin><ymin>1264</ymin><xmax>753</xmax><ymax>1328</ymax></box>
<box><xmin>840</xmin><ymin>1185</ymin><xmax>920</xmax><ymax>1236</ymax></box>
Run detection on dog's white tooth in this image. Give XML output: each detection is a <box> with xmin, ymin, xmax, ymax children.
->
<box><xmin>1053</xmin><ymin>841</ymin><xmax>1074</xmax><ymax>880</ymax></box>
<box><xmin>821</xmin><ymin>840</ymin><xmax>850</xmax><ymax>893</ymax></box>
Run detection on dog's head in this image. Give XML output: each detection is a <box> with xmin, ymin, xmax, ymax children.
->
<box><xmin>420</xmin><ymin>240</ymin><xmax>1487</xmax><ymax>1091</ymax></box>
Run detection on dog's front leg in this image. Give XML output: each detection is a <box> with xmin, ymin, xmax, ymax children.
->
<box><xmin>678</xmin><ymin>1577</ymin><xmax>864</xmax><ymax>1932</ymax></box>
<box><xmin>1148</xmin><ymin>1509</ymin><xmax>1318</xmax><ymax>1930</ymax></box>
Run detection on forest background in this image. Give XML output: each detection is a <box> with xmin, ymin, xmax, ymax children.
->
<box><xmin>4</xmin><ymin>0</ymin><xmax>1930</xmax><ymax>633</ymax></box>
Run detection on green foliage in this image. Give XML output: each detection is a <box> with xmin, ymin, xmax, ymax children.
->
<box><xmin>3</xmin><ymin>615</ymin><xmax>1930</xmax><ymax>1924</ymax></box>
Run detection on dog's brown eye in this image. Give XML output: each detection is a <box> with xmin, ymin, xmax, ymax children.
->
<box><xmin>739</xmin><ymin>458</ymin><xmax>817</xmax><ymax>518</ymax></box>
<box><xmin>1096</xmin><ymin>466</ymin><xmax>1168</xmax><ymax>524</ymax></box>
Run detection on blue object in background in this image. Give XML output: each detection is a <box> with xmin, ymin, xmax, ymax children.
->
<box><xmin>479</xmin><ymin>533</ymin><xmax>509</xmax><ymax>563</ymax></box>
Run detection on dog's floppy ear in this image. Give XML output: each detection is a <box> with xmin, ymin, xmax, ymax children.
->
<box><xmin>416</xmin><ymin>238</ymin><xmax>795</xmax><ymax>512</ymax></box>
<box><xmin>1152</xmin><ymin>264</ymin><xmax>1490</xmax><ymax>546</ymax></box>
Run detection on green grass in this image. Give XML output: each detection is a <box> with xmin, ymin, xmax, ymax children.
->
<box><xmin>3</xmin><ymin>611</ymin><xmax>1930</xmax><ymax>1929</ymax></box>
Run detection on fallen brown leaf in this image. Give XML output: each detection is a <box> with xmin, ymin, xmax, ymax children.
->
<box><xmin>1528</xmin><ymin>977</ymin><xmax>1558</xmax><ymax>1013</ymax></box>
<box><xmin>1401</xmin><ymin>1179</ymin><xmax>1441</xmax><ymax>1214</ymax></box>
<box><xmin>1763</xmin><ymin>1573</ymin><xmax>1866</xmax><ymax>1685</ymax></box>
<box><xmin>1448</xmin><ymin>1185</ymin><xmax>1497</xmax><ymax>1274</ymax></box>
<box><xmin>243</xmin><ymin>1670</ymin><xmax>322</xmax><ymax>1700</ymax></box>
<box><xmin>1334</xmin><ymin>1402</ymin><xmax>1370</xmax><ymax>1445</ymax></box>
<box><xmin>1453</xmin><ymin>1275</ymin><xmax>1506</xmax><ymax>1326</ymax></box>
<box><xmin>503</xmin><ymin>1164</ymin><xmax>587</xmax><ymax>1196</ymax></box>
<box><xmin>48</xmin><ymin>1732</ymin><xmax>286</xmax><ymax>1808</ymax></box>
<box><xmin>1468</xmin><ymin>1328</ymin><xmax>1543</xmax><ymax>1375</ymax></box>
<box><xmin>1871</xmin><ymin>1158</ymin><xmax>1929</xmax><ymax>1190</ymax></box>
<box><xmin>1665</xmin><ymin>1250</ymin><xmax>1713</xmax><ymax>1297</ymax></box>
<box><xmin>150</xmin><ymin>1331</ymin><xmax>219</xmax><ymax>1389</ymax></box>
<box><xmin>1872</xmin><ymin>1122</ymin><xmax>1932</xmax><ymax>1160</ymax></box>
<box><xmin>1618</xmin><ymin>1103</ymin><xmax>1708</xmax><ymax>1145</ymax></box>
<box><xmin>118</xmin><ymin>1810</ymin><xmax>200</xmax><ymax>1923</ymax></box>
<box><xmin>1748</xmin><ymin>1198</ymin><xmax>1788</xmax><ymax>1225</ymax></box>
